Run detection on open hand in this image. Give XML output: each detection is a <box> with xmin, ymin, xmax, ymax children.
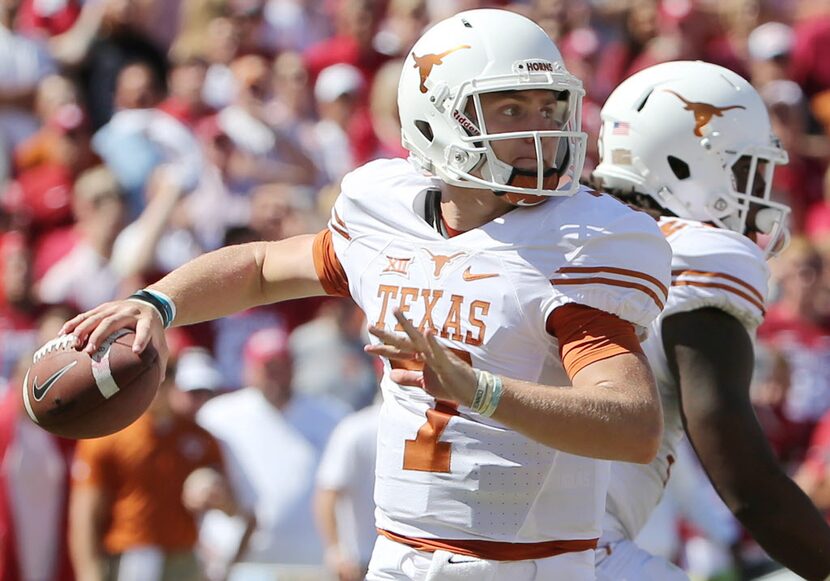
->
<box><xmin>366</xmin><ymin>310</ymin><xmax>476</xmax><ymax>405</ymax></box>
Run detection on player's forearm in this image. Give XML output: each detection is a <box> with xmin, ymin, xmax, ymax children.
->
<box><xmin>690</xmin><ymin>418</ymin><xmax>830</xmax><ymax>579</ymax></box>
<box><xmin>148</xmin><ymin>235</ymin><xmax>324</xmax><ymax>326</ymax></box>
<box><xmin>727</xmin><ymin>475</ymin><xmax>830</xmax><ymax>580</ymax></box>
<box><xmin>492</xmin><ymin>376</ymin><xmax>662</xmax><ymax>463</ymax></box>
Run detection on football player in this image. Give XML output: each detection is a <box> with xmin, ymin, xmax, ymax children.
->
<box><xmin>592</xmin><ymin>60</ymin><xmax>830</xmax><ymax>580</ymax></box>
<box><xmin>62</xmin><ymin>10</ymin><xmax>672</xmax><ymax>580</ymax></box>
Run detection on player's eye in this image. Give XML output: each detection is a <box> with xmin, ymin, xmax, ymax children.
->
<box><xmin>501</xmin><ymin>104</ymin><xmax>521</xmax><ymax>117</ymax></box>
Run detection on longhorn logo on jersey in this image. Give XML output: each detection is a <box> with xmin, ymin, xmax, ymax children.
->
<box><xmin>425</xmin><ymin>250</ymin><xmax>466</xmax><ymax>278</ymax></box>
<box><xmin>412</xmin><ymin>45</ymin><xmax>471</xmax><ymax>93</ymax></box>
<box><xmin>663</xmin><ymin>89</ymin><xmax>746</xmax><ymax>137</ymax></box>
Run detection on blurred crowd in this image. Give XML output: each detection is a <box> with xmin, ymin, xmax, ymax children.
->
<box><xmin>2</xmin><ymin>0</ymin><xmax>830</xmax><ymax>579</ymax></box>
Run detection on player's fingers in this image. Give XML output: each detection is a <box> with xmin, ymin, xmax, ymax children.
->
<box><xmin>84</xmin><ymin>314</ymin><xmax>137</xmax><ymax>354</ymax></box>
<box><xmin>60</xmin><ymin>308</ymin><xmax>96</xmax><ymax>336</ymax></box>
<box><xmin>389</xmin><ymin>369</ymin><xmax>424</xmax><ymax>387</ymax></box>
<box><xmin>367</xmin><ymin>325</ymin><xmax>417</xmax><ymax>351</ymax></box>
<box><xmin>392</xmin><ymin>310</ymin><xmax>430</xmax><ymax>351</ymax></box>
<box><xmin>423</xmin><ymin>329</ymin><xmax>456</xmax><ymax>369</ymax></box>
<box><xmin>64</xmin><ymin>304</ymin><xmax>115</xmax><ymax>344</ymax></box>
<box><xmin>132</xmin><ymin>317</ymin><xmax>153</xmax><ymax>353</ymax></box>
<box><xmin>363</xmin><ymin>344</ymin><xmax>419</xmax><ymax>361</ymax></box>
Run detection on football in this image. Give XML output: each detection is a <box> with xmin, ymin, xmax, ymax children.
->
<box><xmin>22</xmin><ymin>330</ymin><xmax>162</xmax><ymax>439</ymax></box>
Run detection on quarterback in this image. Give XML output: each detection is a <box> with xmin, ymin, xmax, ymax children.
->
<box><xmin>62</xmin><ymin>10</ymin><xmax>671</xmax><ymax>580</ymax></box>
<box><xmin>593</xmin><ymin>61</ymin><xmax>830</xmax><ymax>580</ymax></box>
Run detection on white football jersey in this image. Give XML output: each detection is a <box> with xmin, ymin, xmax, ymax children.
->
<box><xmin>326</xmin><ymin>158</ymin><xmax>671</xmax><ymax>543</ymax></box>
<box><xmin>602</xmin><ymin>217</ymin><xmax>768</xmax><ymax>543</ymax></box>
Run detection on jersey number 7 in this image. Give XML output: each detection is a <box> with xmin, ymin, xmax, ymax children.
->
<box><xmin>398</xmin><ymin>349</ymin><xmax>472</xmax><ymax>473</ymax></box>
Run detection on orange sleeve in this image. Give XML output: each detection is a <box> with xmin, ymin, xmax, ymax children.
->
<box><xmin>546</xmin><ymin>303</ymin><xmax>643</xmax><ymax>380</ymax></box>
<box><xmin>312</xmin><ymin>229</ymin><xmax>350</xmax><ymax>297</ymax></box>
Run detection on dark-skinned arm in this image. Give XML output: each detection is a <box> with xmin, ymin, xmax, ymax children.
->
<box><xmin>663</xmin><ymin>307</ymin><xmax>830</xmax><ymax>580</ymax></box>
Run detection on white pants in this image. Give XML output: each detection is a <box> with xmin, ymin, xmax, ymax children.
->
<box><xmin>595</xmin><ymin>539</ymin><xmax>689</xmax><ymax>581</ymax></box>
<box><xmin>366</xmin><ymin>534</ymin><xmax>595</xmax><ymax>581</ymax></box>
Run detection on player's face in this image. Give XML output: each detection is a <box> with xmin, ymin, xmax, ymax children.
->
<box><xmin>734</xmin><ymin>155</ymin><xmax>770</xmax><ymax>232</ymax></box>
<box><xmin>732</xmin><ymin>155</ymin><xmax>767</xmax><ymax>198</ymax></box>
<box><xmin>477</xmin><ymin>89</ymin><xmax>568</xmax><ymax>171</ymax></box>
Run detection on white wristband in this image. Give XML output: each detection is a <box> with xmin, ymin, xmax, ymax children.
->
<box><xmin>471</xmin><ymin>369</ymin><xmax>503</xmax><ymax>417</ymax></box>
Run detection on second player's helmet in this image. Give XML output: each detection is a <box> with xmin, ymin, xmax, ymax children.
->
<box><xmin>594</xmin><ymin>60</ymin><xmax>790</xmax><ymax>253</ymax></box>
<box><xmin>398</xmin><ymin>9</ymin><xmax>587</xmax><ymax>206</ymax></box>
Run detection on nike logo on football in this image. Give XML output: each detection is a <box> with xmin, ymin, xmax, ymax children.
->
<box><xmin>31</xmin><ymin>361</ymin><xmax>77</xmax><ymax>401</ymax></box>
<box><xmin>462</xmin><ymin>267</ymin><xmax>499</xmax><ymax>281</ymax></box>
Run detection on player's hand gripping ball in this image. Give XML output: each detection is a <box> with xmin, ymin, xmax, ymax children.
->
<box><xmin>22</xmin><ymin>330</ymin><xmax>161</xmax><ymax>439</ymax></box>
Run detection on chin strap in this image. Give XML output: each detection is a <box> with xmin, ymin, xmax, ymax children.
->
<box><xmin>494</xmin><ymin>167</ymin><xmax>561</xmax><ymax>206</ymax></box>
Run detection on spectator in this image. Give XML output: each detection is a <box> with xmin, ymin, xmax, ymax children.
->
<box><xmin>13</xmin><ymin>75</ymin><xmax>86</xmax><ymax>174</ymax></box>
<box><xmin>109</xmin><ymin>165</ymin><xmax>205</xmax><ymax>286</ymax></box>
<box><xmin>173</xmin><ymin>348</ymin><xmax>224</xmax><ymax>422</ymax></box>
<box><xmin>186</xmin><ymin>116</ymin><xmax>251</xmax><ymax>252</ymax></box>
<box><xmin>200</xmin><ymin>16</ymin><xmax>242</xmax><ymax>111</ymax></box>
<box><xmin>311</xmin><ymin>63</ymin><xmax>365</xmax><ymax>184</ymax></box>
<box><xmin>36</xmin><ymin>166</ymin><xmax>126</xmax><ymax>312</ymax></box>
<box><xmin>0</xmin><ymin>0</ymin><xmax>57</xmax><ymax>176</ymax></box>
<box><xmin>290</xmin><ymin>299</ymin><xmax>377</xmax><ymax>410</ymax></box>
<box><xmin>762</xmin><ymin>80</ymin><xmax>827</xmax><ymax>231</ymax></box>
<box><xmin>304</xmin><ymin>0</ymin><xmax>390</xmax><ymax>83</ymax></box>
<box><xmin>157</xmin><ymin>57</ymin><xmax>214</xmax><ymax>129</ymax></box>
<box><xmin>92</xmin><ymin>62</ymin><xmax>203</xmax><ymax>220</ymax></box>
<box><xmin>267</xmin><ymin>51</ymin><xmax>315</xmax><ymax>137</ymax></box>
<box><xmin>197</xmin><ymin>327</ymin><xmax>346</xmax><ymax>567</ymax></box>
<box><xmin>69</xmin><ymin>357</ymin><xmax>237</xmax><ymax>581</ymax></box>
<box><xmin>373</xmin><ymin>0</ymin><xmax>428</xmax><ymax>57</ymax></box>
<box><xmin>0</xmin><ymin>231</ymin><xmax>41</xmax><ymax>381</ymax></box>
<box><xmin>746</xmin><ymin>21</ymin><xmax>794</xmax><ymax>89</ymax></box>
<box><xmin>248</xmin><ymin>182</ymin><xmax>314</xmax><ymax>242</ymax></box>
<box><xmin>757</xmin><ymin>237</ymin><xmax>830</xmax><ymax>465</ymax></box>
<box><xmin>227</xmin><ymin>0</ymin><xmax>267</xmax><ymax>57</ymax></box>
<box><xmin>367</xmin><ymin>59</ymin><xmax>407</xmax><ymax>160</ymax></box>
<box><xmin>171</xmin><ymin>0</ymin><xmax>229</xmax><ymax>65</ymax></box>
<box><xmin>593</xmin><ymin>0</ymin><xmax>660</xmax><ymax>100</ymax></box>
<box><xmin>796</xmin><ymin>405</ymin><xmax>830</xmax><ymax>513</ymax></box>
<box><xmin>315</xmin><ymin>401</ymin><xmax>381</xmax><ymax>581</ymax></box>
<box><xmin>15</xmin><ymin>0</ymin><xmax>82</xmax><ymax>37</ymax></box>
<box><xmin>790</xmin><ymin>5</ymin><xmax>830</xmax><ymax>99</ymax></box>
<box><xmin>218</xmin><ymin>54</ymin><xmax>319</xmax><ymax>187</ymax></box>
<box><xmin>260</xmin><ymin>0</ymin><xmax>331</xmax><ymax>54</ymax></box>
<box><xmin>4</xmin><ymin>104</ymin><xmax>98</xmax><ymax>244</ymax></box>
<box><xmin>76</xmin><ymin>0</ymin><xmax>168</xmax><ymax>130</ymax></box>
<box><xmin>0</xmin><ymin>353</ymin><xmax>76</xmax><ymax>581</ymax></box>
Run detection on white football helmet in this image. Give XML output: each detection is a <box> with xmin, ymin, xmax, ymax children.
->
<box><xmin>594</xmin><ymin>60</ymin><xmax>790</xmax><ymax>255</ymax></box>
<box><xmin>398</xmin><ymin>9</ymin><xmax>587</xmax><ymax>206</ymax></box>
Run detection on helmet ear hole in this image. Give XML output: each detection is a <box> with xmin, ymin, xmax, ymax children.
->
<box><xmin>415</xmin><ymin>120</ymin><xmax>434</xmax><ymax>144</ymax></box>
<box><xmin>667</xmin><ymin>156</ymin><xmax>690</xmax><ymax>180</ymax></box>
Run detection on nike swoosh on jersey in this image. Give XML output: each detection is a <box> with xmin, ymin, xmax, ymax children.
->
<box><xmin>32</xmin><ymin>361</ymin><xmax>78</xmax><ymax>401</ymax></box>
<box><xmin>462</xmin><ymin>267</ymin><xmax>499</xmax><ymax>282</ymax></box>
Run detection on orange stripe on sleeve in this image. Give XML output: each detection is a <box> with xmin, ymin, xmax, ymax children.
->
<box><xmin>550</xmin><ymin>276</ymin><xmax>665</xmax><ymax>310</ymax></box>
<box><xmin>671</xmin><ymin>280</ymin><xmax>765</xmax><ymax>313</ymax></box>
<box><xmin>546</xmin><ymin>303</ymin><xmax>643</xmax><ymax>380</ymax></box>
<box><xmin>672</xmin><ymin>269</ymin><xmax>764</xmax><ymax>304</ymax></box>
<box><xmin>555</xmin><ymin>266</ymin><xmax>668</xmax><ymax>297</ymax></box>
<box><xmin>312</xmin><ymin>229</ymin><xmax>350</xmax><ymax>297</ymax></box>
